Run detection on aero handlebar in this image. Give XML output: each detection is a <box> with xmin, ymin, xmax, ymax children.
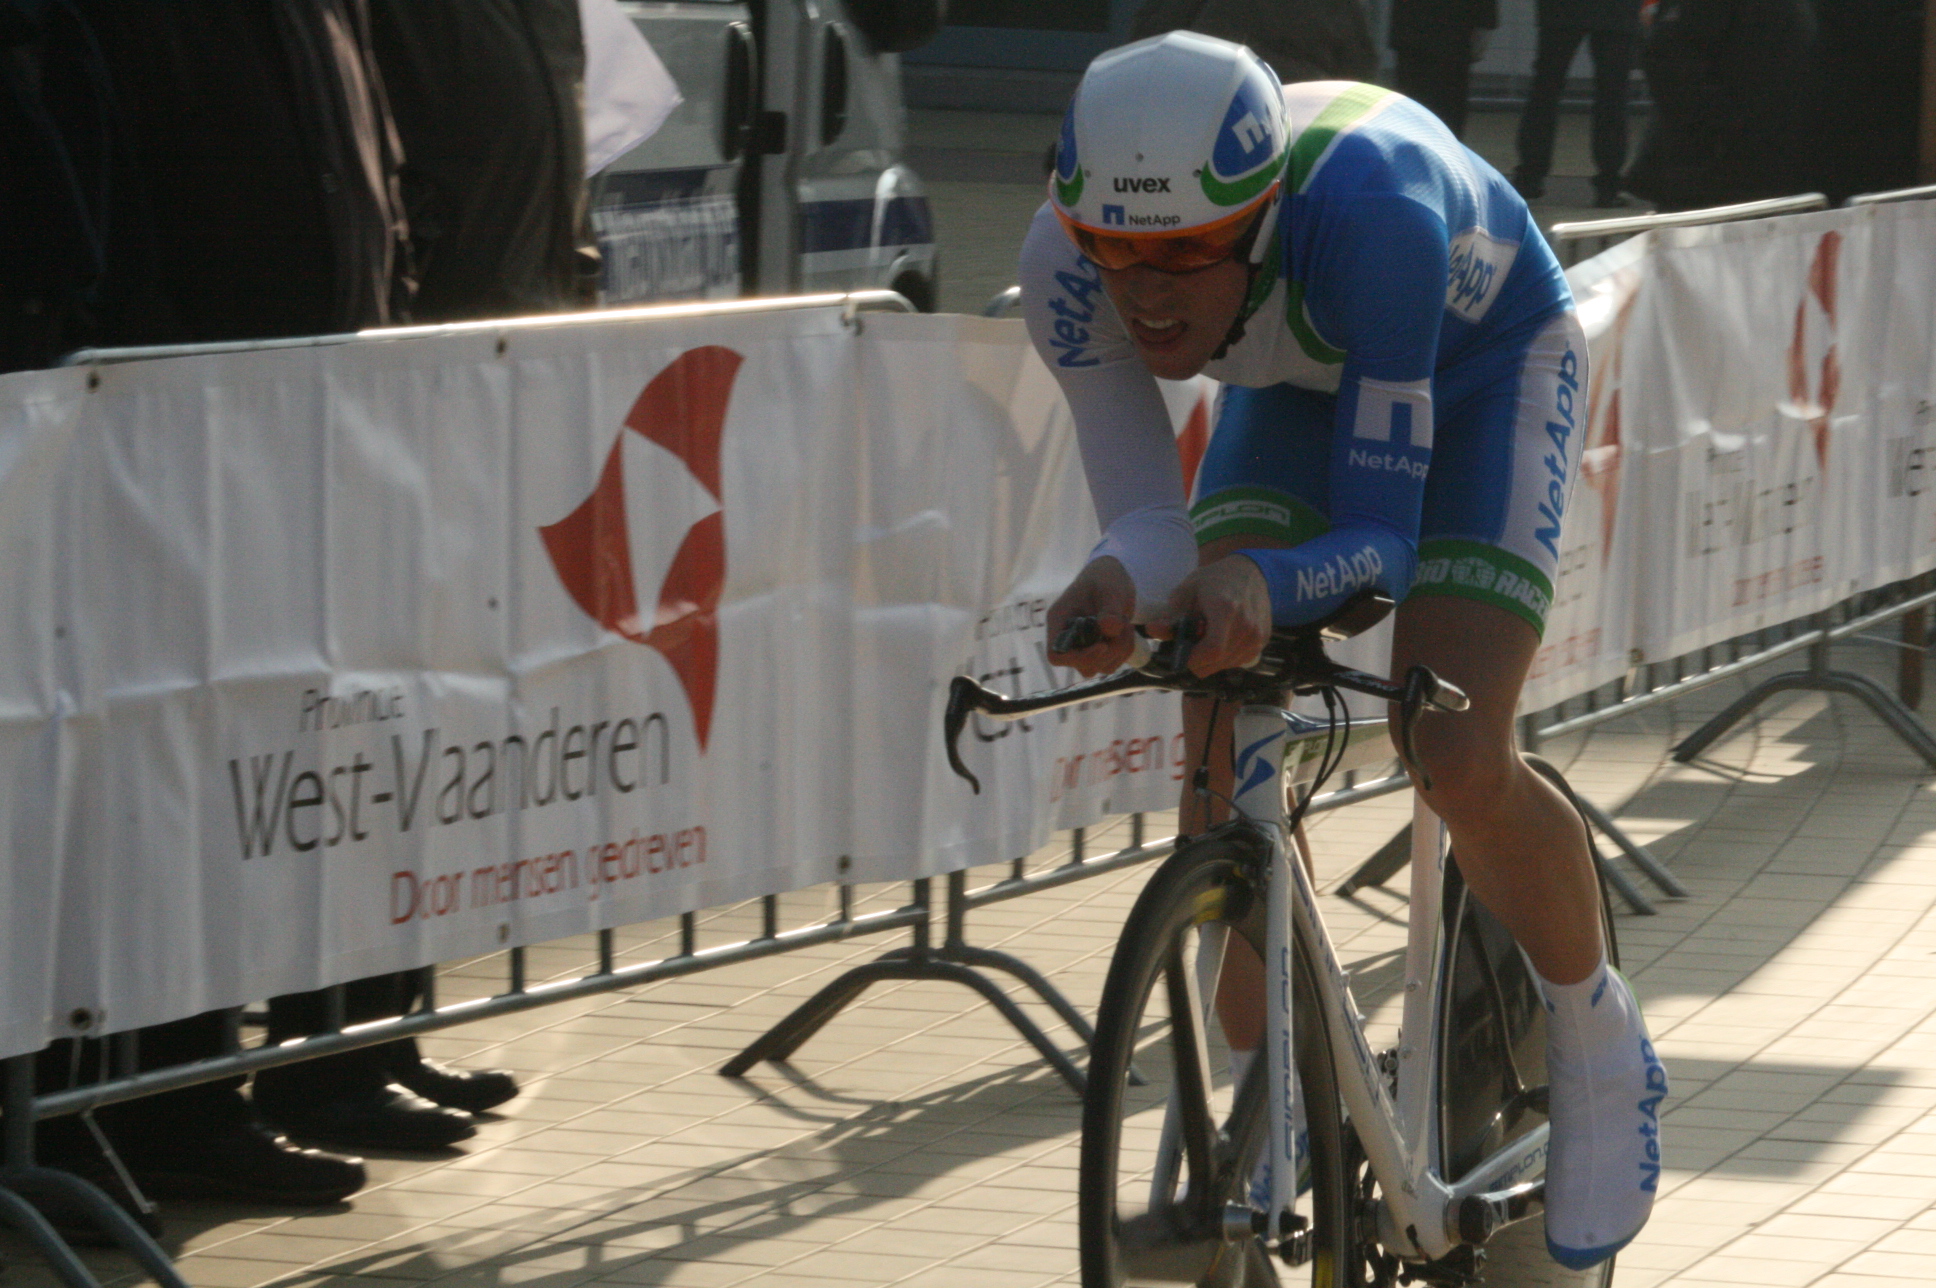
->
<box><xmin>944</xmin><ymin>590</ymin><xmax>1468</xmax><ymax>794</ymax></box>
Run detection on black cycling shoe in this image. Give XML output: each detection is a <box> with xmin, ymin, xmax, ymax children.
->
<box><xmin>388</xmin><ymin>1039</ymin><xmax>520</xmax><ymax>1114</ymax></box>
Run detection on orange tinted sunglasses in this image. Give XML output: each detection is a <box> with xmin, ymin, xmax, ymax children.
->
<box><xmin>1053</xmin><ymin>186</ymin><xmax>1276</xmax><ymax>273</ymax></box>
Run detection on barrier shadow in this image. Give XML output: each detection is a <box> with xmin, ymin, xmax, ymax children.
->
<box><xmin>248</xmin><ymin>1059</ymin><xmax>1086</xmax><ymax>1287</ymax></box>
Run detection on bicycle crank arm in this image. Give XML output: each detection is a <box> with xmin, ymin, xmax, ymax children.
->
<box><xmin>1113</xmin><ymin>1208</ymin><xmax>1228</xmax><ymax>1283</ymax></box>
<box><xmin>1453</xmin><ymin>1178</ymin><xmax>1544</xmax><ymax>1245</ymax></box>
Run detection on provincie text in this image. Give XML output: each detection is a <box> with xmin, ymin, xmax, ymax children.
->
<box><xmin>228</xmin><ymin>705</ymin><xmax>674</xmax><ymax>860</ymax></box>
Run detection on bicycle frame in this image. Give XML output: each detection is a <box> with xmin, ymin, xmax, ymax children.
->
<box><xmin>939</xmin><ymin>598</ymin><xmax>1543</xmax><ymax>1270</ymax></box>
<box><xmin>1227</xmin><ymin>700</ymin><xmax>1546</xmax><ymax>1263</ymax></box>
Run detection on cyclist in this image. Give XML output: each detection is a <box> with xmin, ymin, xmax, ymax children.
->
<box><xmin>1024</xmin><ymin>33</ymin><xmax>1666</xmax><ymax>1269</ymax></box>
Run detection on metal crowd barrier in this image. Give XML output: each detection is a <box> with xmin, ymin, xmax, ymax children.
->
<box><xmin>1847</xmin><ymin>182</ymin><xmax>1936</xmax><ymax>207</ymax></box>
<box><xmin>8</xmin><ymin>290</ymin><xmax>933</xmax><ymax>1288</ymax></box>
<box><xmin>1547</xmin><ymin>191</ymin><xmax>1830</xmax><ymax>267</ymax></box>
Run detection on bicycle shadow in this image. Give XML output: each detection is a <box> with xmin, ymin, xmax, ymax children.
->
<box><xmin>248</xmin><ymin>1059</ymin><xmax>1086</xmax><ymax>1287</ymax></box>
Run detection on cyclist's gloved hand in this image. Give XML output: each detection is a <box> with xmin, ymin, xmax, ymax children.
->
<box><xmin>1147</xmin><ymin>554</ymin><xmax>1271</xmax><ymax>677</ymax></box>
<box><xmin>1047</xmin><ymin>556</ymin><xmax>1138</xmax><ymax>677</ymax></box>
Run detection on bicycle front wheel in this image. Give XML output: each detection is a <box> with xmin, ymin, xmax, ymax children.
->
<box><xmin>1079</xmin><ymin>832</ymin><xmax>1360</xmax><ymax>1288</ymax></box>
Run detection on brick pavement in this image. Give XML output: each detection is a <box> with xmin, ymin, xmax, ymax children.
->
<box><xmin>8</xmin><ymin>639</ymin><xmax>1936</xmax><ymax>1287</ymax></box>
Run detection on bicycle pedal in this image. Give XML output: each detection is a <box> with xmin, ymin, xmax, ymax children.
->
<box><xmin>1275</xmin><ymin>1212</ymin><xmax>1311</xmax><ymax>1267</ymax></box>
<box><xmin>1397</xmin><ymin>1244</ymin><xmax>1484</xmax><ymax>1287</ymax></box>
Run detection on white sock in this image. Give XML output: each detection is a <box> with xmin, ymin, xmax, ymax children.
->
<box><xmin>1538</xmin><ymin>957</ymin><xmax>1666</xmax><ymax>1269</ymax></box>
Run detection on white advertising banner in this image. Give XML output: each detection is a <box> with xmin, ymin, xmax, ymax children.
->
<box><xmin>0</xmin><ymin>309</ymin><xmax>1205</xmax><ymax>1047</ymax></box>
<box><xmin>1625</xmin><ymin>211</ymin><xmax>1871</xmax><ymax>660</ymax></box>
<box><xmin>1854</xmin><ymin>198</ymin><xmax>1936</xmax><ymax>587</ymax></box>
<box><xmin>1523</xmin><ymin>233</ymin><xmax>1652</xmax><ymax>711</ymax></box>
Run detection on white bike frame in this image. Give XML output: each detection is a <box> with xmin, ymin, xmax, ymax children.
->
<box><xmin>1211</xmin><ymin>700</ymin><xmax>1548</xmax><ymax>1263</ymax></box>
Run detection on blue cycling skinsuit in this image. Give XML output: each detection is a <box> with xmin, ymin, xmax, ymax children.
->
<box><xmin>1020</xmin><ymin>81</ymin><xmax>1586</xmax><ymax>635</ymax></box>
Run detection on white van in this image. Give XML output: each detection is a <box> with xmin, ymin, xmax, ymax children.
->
<box><xmin>594</xmin><ymin>0</ymin><xmax>942</xmax><ymax>311</ymax></box>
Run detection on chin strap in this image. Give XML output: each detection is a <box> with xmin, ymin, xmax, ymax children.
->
<box><xmin>1210</xmin><ymin>190</ymin><xmax>1283</xmax><ymax>362</ymax></box>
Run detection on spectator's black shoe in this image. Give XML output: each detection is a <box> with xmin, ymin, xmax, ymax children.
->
<box><xmin>254</xmin><ymin>1071</ymin><xmax>476</xmax><ymax>1151</ymax></box>
<box><xmin>389</xmin><ymin>1041</ymin><xmax>520</xmax><ymax>1115</ymax></box>
<box><xmin>1512</xmin><ymin>172</ymin><xmax>1546</xmax><ymax>201</ymax></box>
<box><xmin>120</xmin><ymin>1119</ymin><xmax>367</xmax><ymax>1205</ymax></box>
<box><xmin>1594</xmin><ymin>182</ymin><xmax>1629</xmax><ymax>208</ymax></box>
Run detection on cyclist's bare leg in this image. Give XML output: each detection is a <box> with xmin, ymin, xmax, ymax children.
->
<box><xmin>1393</xmin><ymin>595</ymin><xmax>1659</xmax><ymax>1265</ymax></box>
<box><xmin>1387</xmin><ymin>594</ymin><xmax>1602</xmax><ymax>985</ymax></box>
<box><xmin>1186</xmin><ymin>534</ymin><xmax>1598</xmax><ymax>1030</ymax></box>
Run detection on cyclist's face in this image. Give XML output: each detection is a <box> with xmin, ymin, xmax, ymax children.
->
<box><xmin>1096</xmin><ymin>257</ymin><xmax>1249</xmax><ymax>380</ymax></box>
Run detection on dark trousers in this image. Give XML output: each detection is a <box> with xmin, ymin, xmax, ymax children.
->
<box><xmin>1515</xmin><ymin>26</ymin><xmax>1638</xmax><ymax>188</ymax></box>
<box><xmin>1392</xmin><ymin>40</ymin><xmax>1476</xmax><ymax>139</ymax></box>
<box><xmin>32</xmin><ymin>1010</ymin><xmax>250</xmax><ymax>1162</ymax></box>
<box><xmin>258</xmin><ymin>972</ymin><xmax>421</xmax><ymax>1096</ymax></box>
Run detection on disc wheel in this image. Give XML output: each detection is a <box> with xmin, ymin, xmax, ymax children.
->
<box><xmin>1079</xmin><ymin>830</ymin><xmax>1363</xmax><ymax>1287</ymax></box>
<box><xmin>1434</xmin><ymin>840</ymin><xmax>1622</xmax><ymax>1287</ymax></box>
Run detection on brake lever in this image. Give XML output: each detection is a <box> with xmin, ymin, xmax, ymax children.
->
<box><xmin>944</xmin><ymin>675</ymin><xmax>988</xmax><ymax>794</ymax></box>
<box><xmin>1053</xmin><ymin>617</ymin><xmax>1101</xmax><ymax>655</ymax></box>
<box><xmin>1393</xmin><ymin>664</ymin><xmax>1468</xmax><ymax>791</ymax></box>
<box><xmin>1165</xmin><ymin>615</ymin><xmax>1204</xmax><ymax>677</ymax></box>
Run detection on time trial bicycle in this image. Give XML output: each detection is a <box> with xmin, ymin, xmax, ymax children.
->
<box><xmin>944</xmin><ymin>591</ymin><xmax>1618</xmax><ymax>1287</ymax></box>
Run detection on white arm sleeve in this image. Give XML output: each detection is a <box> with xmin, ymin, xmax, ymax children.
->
<box><xmin>1018</xmin><ymin>204</ymin><xmax>1199</xmax><ymax>618</ymax></box>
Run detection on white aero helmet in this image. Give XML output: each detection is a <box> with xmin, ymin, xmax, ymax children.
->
<box><xmin>1050</xmin><ymin>32</ymin><xmax>1287</xmax><ymax>272</ymax></box>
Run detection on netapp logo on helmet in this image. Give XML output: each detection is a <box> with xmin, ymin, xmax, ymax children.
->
<box><xmin>1205</xmin><ymin>70</ymin><xmax>1284</xmax><ymax>204</ymax></box>
<box><xmin>1113</xmin><ymin>176</ymin><xmax>1173</xmax><ymax>193</ymax></box>
<box><xmin>1126</xmin><ymin>212</ymin><xmax>1182</xmax><ymax>228</ymax></box>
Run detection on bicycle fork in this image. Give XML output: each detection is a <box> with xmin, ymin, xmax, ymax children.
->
<box><xmin>1230</xmin><ymin>703</ymin><xmax>1305</xmax><ymax>1232</ymax></box>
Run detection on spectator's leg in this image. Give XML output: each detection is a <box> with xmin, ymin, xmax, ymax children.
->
<box><xmin>34</xmin><ymin>1013</ymin><xmax>366</xmax><ymax>1214</ymax></box>
<box><xmin>1393</xmin><ymin>39</ymin><xmax>1475</xmax><ymax>139</ymax></box>
<box><xmin>1588</xmin><ymin>29</ymin><xmax>1639</xmax><ymax>202</ymax></box>
<box><xmin>254</xmin><ymin>976</ymin><xmax>476</xmax><ymax>1151</ymax></box>
<box><xmin>1514</xmin><ymin>25</ymin><xmax>1588</xmax><ymax>195</ymax></box>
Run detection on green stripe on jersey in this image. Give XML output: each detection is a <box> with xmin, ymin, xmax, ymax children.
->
<box><xmin>1286</xmin><ymin>84</ymin><xmax>1396</xmax><ymax>194</ymax></box>
<box><xmin>1286</xmin><ymin>281</ymin><xmax>1347</xmax><ymax>367</ymax></box>
<box><xmin>1191</xmin><ymin>486</ymin><xmax>1331</xmax><ymax>548</ymax></box>
<box><xmin>1408</xmin><ymin>539</ymin><xmax>1557</xmax><ymax>635</ymax></box>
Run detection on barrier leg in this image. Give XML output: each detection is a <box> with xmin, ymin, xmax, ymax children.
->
<box><xmin>0</xmin><ymin>1186</ymin><xmax>99</xmax><ymax>1288</ymax></box>
<box><xmin>2</xmin><ymin>1055</ymin><xmax>189</xmax><ymax>1288</ymax></box>
<box><xmin>1902</xmin><ymin>577</ymin><xmax>1928</xmax><ymax>708</ymax></box>
<box><xmin>914</xmin><ymin>943</ymin><xmax>1096</xmax><ymax>1047</ymax></box>
<box><xmin>722</xmin><ymin>872</ymin><xmax>1091</xmax><ymax>1096</ymax></box>
<box><xmin>1673</xmin><ymin>632</ymin><xmax>1936</xmax><ymax>769</ymax></box>
<box><xmin>721</xmin><ymin>957</ymin><xmax>1087</xmax><ymax>1096</ymax></box>
<box><xmin>3</xmin><ymin>1170</ymin><xmax>188</xmax><ymax>1288</ymax></box>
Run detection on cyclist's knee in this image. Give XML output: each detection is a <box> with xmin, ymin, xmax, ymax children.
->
<box><xmin>1400</xmin><ymin>720</ymin><xmax>1520</xmax><ymax>825</ymax></box>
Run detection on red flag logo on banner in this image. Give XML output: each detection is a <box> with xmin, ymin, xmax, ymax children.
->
<box><xmin>539</xmin><ymin>347</ymin><xmax>743</xmax><ymax>751</ymax></box>
<box><xmin>1786</xmin><ymin>230</ymin><xmax>1841</xmax><ymax>471</ymax></box>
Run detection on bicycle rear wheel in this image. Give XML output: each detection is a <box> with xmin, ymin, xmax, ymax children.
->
<box><xmin>1435</xmin><ymin>844</ymin><xmax>1621</xmax><ymax>1288</ymax></box>
<box><xmin>1080</xmin><ymin>831</ymin><xmax>1360</xmax><ymax>1288</ymax></box>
